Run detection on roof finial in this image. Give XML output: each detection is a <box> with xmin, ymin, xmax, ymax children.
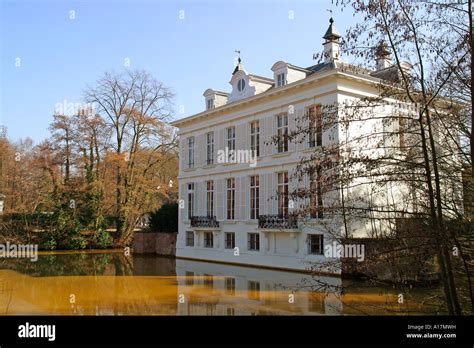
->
<box><xmin>323</xmin><ymin>14</ymin><xmax>341</xmax><ymax>41</ymax></box>
<box><xmin>327</xmin><ymin>8</ymin><xmax>333</xmax><ymax>20</ymax></box>
<box><xmin>235</xmin><ymin>50</ymin><xmax>241</xmax><ymax>64</ymax></box>
<box><xmin>233</xmin><ymin>50</ymin><xmax>243</xmax><ymax>75</ymax></box>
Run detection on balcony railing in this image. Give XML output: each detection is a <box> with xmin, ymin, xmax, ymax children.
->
<box><xmin>258</xmin><ymin>215</ymin><xmax>298</xmax><ymax>230</ymax></box>
<box><xmin>190</xmin><ymin>216</ymin><xmax>220</xmax><ymax>228</ymax></box>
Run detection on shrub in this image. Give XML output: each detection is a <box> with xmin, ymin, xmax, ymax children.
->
<box><xmin>93</xmin><ymin>228</ymin><xmax>113</xmax><ymax>248</ymax></box>
<box><xmin>69</xmin><ymin>236</ymin><xmax>87</xmax><ymax>250</ymax></box>
<box><xmin>148</xmin><ymin>203</ymin><xmax>178</xmax><ymax>233</ymax></box>
<box><xmin>41</xmin><ymin>234</ymin><xmax>57</xmax><ymax>250</ymax></box>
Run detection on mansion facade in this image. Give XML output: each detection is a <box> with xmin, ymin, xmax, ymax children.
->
<box><xmin>171</xmin><ymin>18</ymin><xmax>406</xmax><ymax>272</ymax></box>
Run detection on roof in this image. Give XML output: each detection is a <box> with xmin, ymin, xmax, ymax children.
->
<box><xmin>248</xmin><ymin>74</ymin><xmax>274</xmax><ymax>84</ymax></box>
<box><xmin>323</xmin><ymin>18</ymin><xmax>341</xmax><ymax>40</ymax></box>
<box><xmin>306</xmin><ymin>61</ymin><xmax>336</xmax><ymax>74</ymax></box>
<box><xmin>170</xmin><ymin>65</ymin><xmax>391</xmax><ymax>128</ymax></box>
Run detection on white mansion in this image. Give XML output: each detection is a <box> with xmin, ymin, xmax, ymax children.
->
<box><xmin>171</xmin><ymin>18</ymin><xmax>408</xmax><ymax>272</ymax></box>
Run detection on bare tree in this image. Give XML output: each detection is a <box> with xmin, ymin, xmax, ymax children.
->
<box><xmin>84</xmin><ymin>70</ymin><xmax>176</xmax><ymax>245</ymax></box>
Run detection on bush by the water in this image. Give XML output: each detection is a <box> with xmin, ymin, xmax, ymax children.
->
<box><xmin>148</xmin><ymin>203</ymin><xmax>178</xmax><ymax>233</ymax></box>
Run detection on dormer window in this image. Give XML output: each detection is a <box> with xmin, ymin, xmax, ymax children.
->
<box><xmin>237</xmin><ymin>79</ymin><xmax>246</xmax><ymax>92</ymax></box>
<box><xmin>272</xmin><ymin>61</ymin><xmax>307</xmax><ymax>87</ymax></box>
<box><xmin>206</xmin><ymin>99</ymin><xmax>214</xmax><ymax>110</ymax></box>
<box><xmin>203</xmin><ymin>89</ymin><xmax>228</xmax><ymax>110</ymax></box>
<box><xmin>277</xmin><ymin>73</ymin><xmax>286</xmax><ymax>87</ymax></box>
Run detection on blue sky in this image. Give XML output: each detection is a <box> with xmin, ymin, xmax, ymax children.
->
<box><xmin>0</xmin><ymin>0</ymin><xmax>360</xmax><ymax>142</ymax></box>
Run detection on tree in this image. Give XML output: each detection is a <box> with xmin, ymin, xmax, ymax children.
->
<box><xmin>293</xmin><ymin>0</ymin><xmax>474</xmax><ymax>315</ymax></box>
<box><xmin>84</xmin><ymin>70</ymin><xmax>177</xmax><ymax>246</ymax></box>
<box><xmin>149</xmin><ymin>202</ymin><xmax>178</xmax><ymax>233</ymax></box>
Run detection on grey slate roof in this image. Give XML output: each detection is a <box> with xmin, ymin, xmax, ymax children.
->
<box><xmin>323</xmin><ymin>18</ymin><xmax>341</xmax><ymax>40</ymax></box>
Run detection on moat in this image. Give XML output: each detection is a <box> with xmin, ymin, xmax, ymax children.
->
<box><xmin>0</xmin><ymin>250</ymin><xmax>443</xmax><ymax>315</ymax></box>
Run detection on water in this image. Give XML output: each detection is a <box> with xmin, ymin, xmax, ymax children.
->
<box><xmin>0</xmin><ymin>250</ymin><xmax>442</xmax><ymax>315</ymax></box>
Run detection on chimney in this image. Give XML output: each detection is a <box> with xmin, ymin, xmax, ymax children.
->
<box><xmin>375</xmin><ymin>41</ymin><xmax>391</xmax><ymax>70</ymax></box>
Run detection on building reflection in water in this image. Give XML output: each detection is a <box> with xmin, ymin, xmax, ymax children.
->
<box><xmin>175</xmin><ymin>259</ymin><xmax>342</xmax><ymax>315</ymax></box>
<box><xmin>0</xmin><ymin>252</ymin><xmax>345</xmax><ymax>315</ymax></box>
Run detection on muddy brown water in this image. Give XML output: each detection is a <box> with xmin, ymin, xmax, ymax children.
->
<box><xmin>0</xmin><ymin>250</ymin><xmax>443</xmax><ymax>315</ymax></box>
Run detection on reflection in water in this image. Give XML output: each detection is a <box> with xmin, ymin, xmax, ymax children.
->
<box><xmin>0</xmin><ymin>251</ymin><xmax>441</xmax><ymax>315</ymax></box>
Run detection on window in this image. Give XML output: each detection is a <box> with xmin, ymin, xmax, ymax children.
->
<box><xmin>277</xmin><ymin>73</ymin><xmax>286</xmax><ymax>87</ymax></box>
<box><xmin>248</xmin><ymin>233</ymin><xmax>260</xmax><ymax>251</ymax></box>
<box><xmin>226</xmin><ymin>178</ymin><xmax>235</xmax><ymax>220</ymax></box>
<box><xmin>308</xmin><ymin>234</ymin><xmax>324</xmax><ymax>255</ymax></box>
<box><xmin>225</xmin><ymin>232</ymin><xmax>235</xmax><ymax>249</ymax></box>
<box><xmin>185</xmin><ymin>271</ymin><xmax>194</xmax><ymax>286</ymax></box>
<box><xmin>206</xmin><ymin>132</ymin><xmax>214</xmax><ymax>165</ymax></box>
<box><xmin>206</xmin><ymin>99</ymin><xmax>214</xmax><ymax>110</ymax></box>
<box><xmin>204</xmin><ymin>274</ymin><xmax>214</xmax><ymax>288</ymax></box>
<box><xmin>310</xmin><ymin>171</ymin><xmax>318</xmax><ymax>219</ymax></box>
<box><xmin>187</xmin><ymin>136</ymin><xmax>195</xmax><ymax>168</ymax></box>
<box><xmin>248</xmin><ymin>280</ymin><xmax>261</xmax><ymax>300</ymax></box>
<box><xmin>317</xmin><ymin>167</ymin><xmax>323</xmax><ymax>219</ymax></box>
<box><xmin>277</xmin><ymin>114</ymin><xmax>288</xmax><ymax>153</ymax></box>
<box><xmin>227</xmin><ymin>307</ymin><xmax>235</xmax><ymax>316</ymax></box>
<box><xmin>187</xmin><ymin>183</ymin><xmax>194</xmax><ymax>219</ymax></box>
<box><xmin>225</xmin><ymin>277</ymin><xmax>235</xmax><ymax>295</ymax></box>
<box><xmin>237</xmin><ymin>78</ymin><xmax>246</xmax><ymax>92</ymax></box>
<box><xmin>310</xmin><ymin>168</ymin><xmax>323</xmax><ymax>218</ymax></box>
<box><xmin>399</xmin><ymin>117</ymin><xmax>407</xmax><ymax>150</ymax></box>
<box><xmin>227</xmin><ymin>127</ymin><xmax>235</xmax><ymax>160</ymax></box>
<box><xmin>250</xmin><ymin>121</ymin><xmax>260</xmax><ymax>157</ymax></box>
<box><xmin>278</xmin><ymin>172</ymin><xmax>289</xmax><ymax>217</ymax></box>
<box><xmin>185</xmin><ymin>231</ymin><xmax>194</xmax><ymax>247</ymax></box>
<box><xmin>204</xmin><ymin>232</ymin><xmax>214</xmax><ymax>248</ymax></box>
<box><xmin>250</xmin><ymin>175</ymin><xmax>260</xmax><ymax>220</ymax></box>
<box><xmin>308</xmin><ymin>104</ymin><xmax>322</xmax><ymax>147</ymax></box>
<box><xmin>206</xmin><ymin>180</ymin><xmax>214</xmax><ymax>217</ymax></box>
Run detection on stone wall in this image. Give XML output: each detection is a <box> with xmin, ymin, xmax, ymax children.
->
<box><xmin>156</xmin><ymin>232</ymin><xmax>177</xmax><ymax>256</ymax></box>
<box><xmin>133</xmin><ymin>231</ymin><xmax>177</xmax><ymax>256</ymax></box>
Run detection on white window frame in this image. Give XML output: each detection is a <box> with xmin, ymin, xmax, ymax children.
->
<box><xmin>308</xmin><ymin>104</ymin><xmax>322</xmax><ymax>148</ymax></box>
<box><xmin>187</xmin><ymin>136</ymin><xmax>195</xmax><ymax>168</ymax></box>
<box><xmin>277</xmin><ymin>113</ymin><xmax>288</xmax><ymax>153</ymax></box>
<box><xmin>277</xmin><ymin>172</ymin><xmax>289</xmax><ymax>217</ymax></box>
<box><xmin>206</xmin><ymin>131</ymin><xmax>214</xmax><ymax>165</ymax></box>
<box><xmin>227</xmin><ymin>126</ymin><xmax>235</xmax><ymax>160</ymax></box>
<box><xmin>250</xmin><ymin>121</ymin><xmax>260</xmax><ymax>157</ymax></box>
<box><xmin>277</xmin><ymin>72</ymin><xmax>286</xmax><ymax>87</ymax></box>
<box><xmin>187</xmin><ymin>183</ymin><xmax>195</xmax><ymax>219</ymax></box>
<box><xmin>204</xmin><ymin>232</ymin><xmax>214</xmax><ymax>248</ymax></box>
<box><xmin>226</xmin><ymin>178</ymin><xmax>235</xmax><ymax>220</ymax></box>
<box><xmin>185</xmin><ymin>231</ymin><xmax>194</xmax><ymax>247</ymax></box>
<box><xmin>206</xmin><ymin>99</ymin><xmax>214</xmax><ymax>110</ymax></box>
<box><xmin>250</xmin><ymin>175</ymin><xmax>260</xmax><ymax>220</ymax></box>
<box><xmin>225</xmin><ymin>232</ymin><xmax>235</xmax><ymax>249</ymax></box>
<box><xmin>206</xmin><ymin>180</ymin><xmax>214</xmax><ymax>217</ymax></box>
<box><xmin>248</xmin><ymin>233</ymin><xmax>260</xmax><ymax>251</ymax></box>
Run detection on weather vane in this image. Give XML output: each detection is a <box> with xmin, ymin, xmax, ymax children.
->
<box><xmin>235</xmin><ymin>50</ymin><xmax>241</xmax><ymax>63</ymax></box>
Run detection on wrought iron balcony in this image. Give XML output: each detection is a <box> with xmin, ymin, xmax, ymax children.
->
<box><xmin>258</xmin><ymin>215</ymin><xmax>298</xmax><ymax>230</ymax></box>
<box><xmin>190</xmin><ymin>216</ymin><xmax>220</xmax><ymax>228</ymax></box>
